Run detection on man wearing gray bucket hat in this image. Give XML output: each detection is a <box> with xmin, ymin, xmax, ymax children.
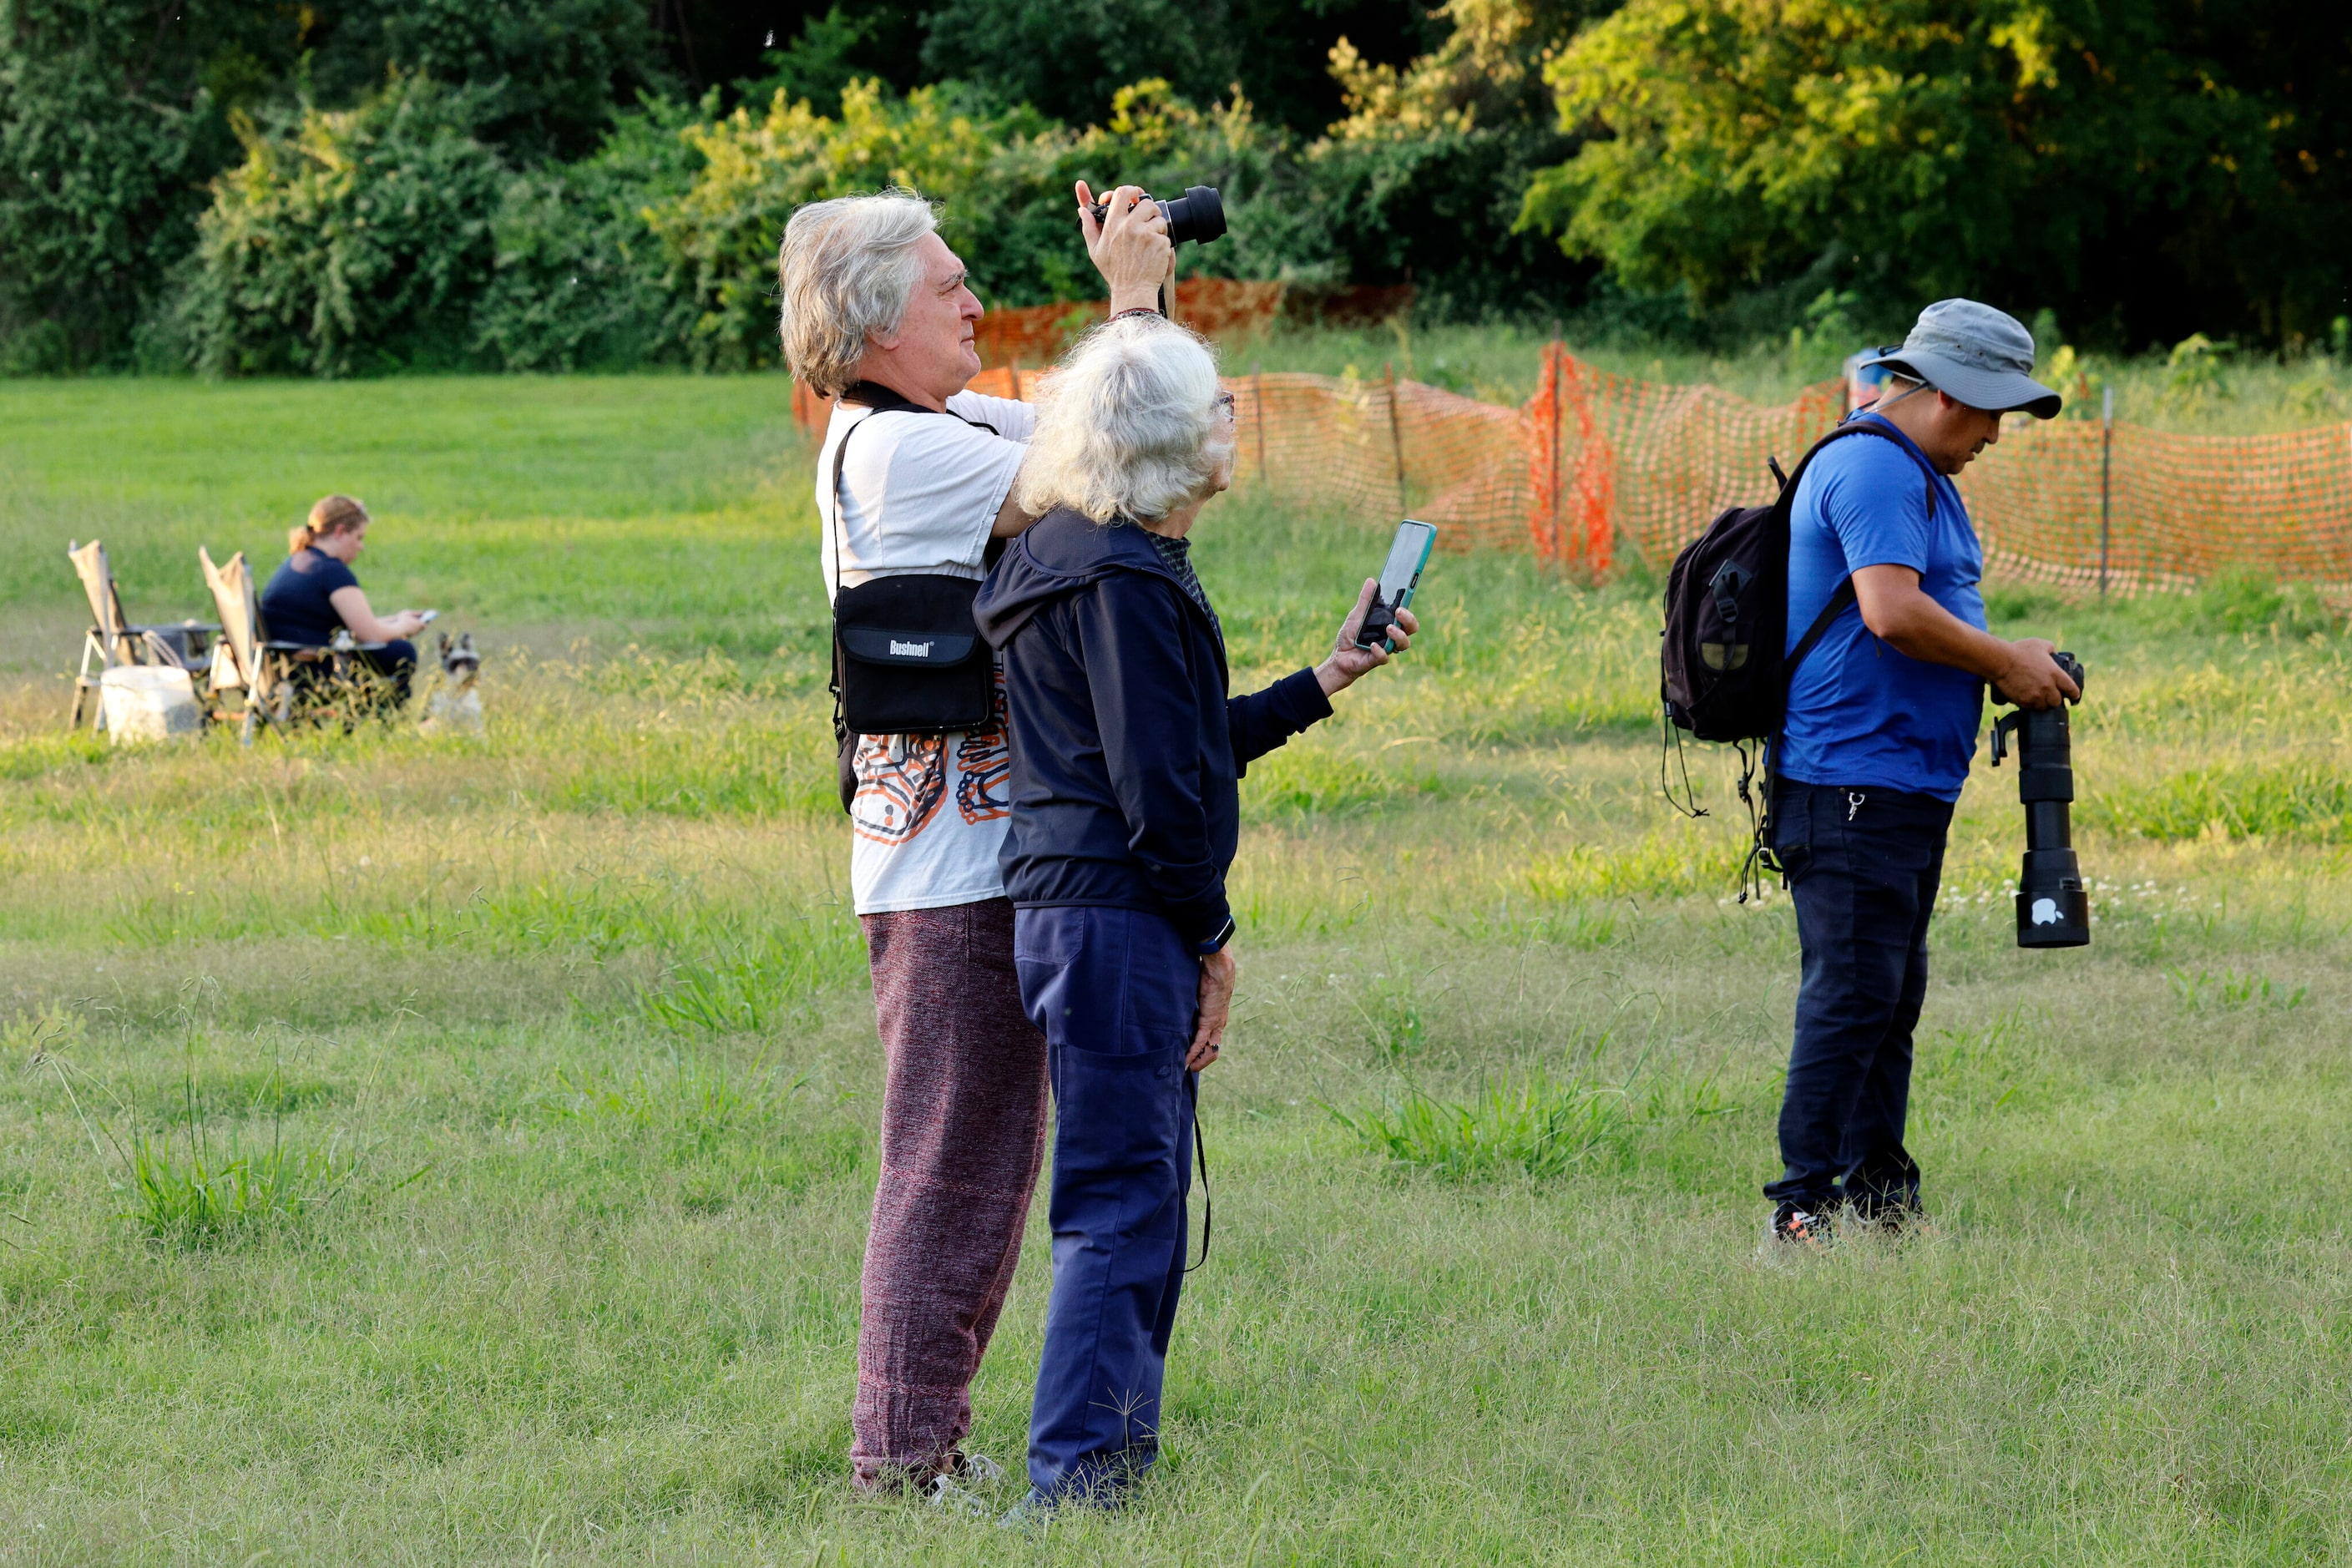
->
<box><xmin>1766</xmin><ymin>298</ymin><xmax>2076</xmax><ymax>1247</ymax></box>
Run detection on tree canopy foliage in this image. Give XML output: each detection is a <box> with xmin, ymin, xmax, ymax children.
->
<box><xmin>0</xmin><ymin>0</ymin><xmax>2343</xmax><ymax>373</ymax></box>
<box><xmin>1523</xmin><ymin>0</ymin><xmax>2349</xmax><ymax>344</ymax></box>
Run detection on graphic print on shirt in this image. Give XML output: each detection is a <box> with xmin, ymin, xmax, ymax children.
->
<box><xmin>851</xmin><ymin>734</ymin><xmax>949</xmax><ymax>846</ymax></box>
<box><xmin>954</xmin><ymin>676</ymin><xmax>1012</xmax><ymax>825</ymax></box>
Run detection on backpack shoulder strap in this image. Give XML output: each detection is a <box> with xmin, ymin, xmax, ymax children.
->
<box><xmin>1776</xmin><ymin>417</ymin><xmax>1945</xmax><ymax>678</ymax></box>
<box><xmin>1783</xmin><ymin>416</ymin><xmax>1940</xmax><ymax>516</ymax></box>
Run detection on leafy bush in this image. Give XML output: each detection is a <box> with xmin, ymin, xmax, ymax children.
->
<box><xmin>0</xmin><ymin>0</ymin><xmax>665</xmax><ymax>371</ymax></box>
<box><xmin>174</xmin><ymin>74</ymin><xmax>510</xmax><ymax>377</ymax></box>
<box><xmin>640</xmin><ymin>77</ymin><xmax>1301</xmax><ymax>370</ymax></box>
<box><xmin>472</xmin><ymin>99</ymin><xmax>705</xmax><ymax>372</ymax></box>
<box><xmin>640</xmin><ymin>78</ymin><xmax>1015</xmax><ymax>372</ymax></box>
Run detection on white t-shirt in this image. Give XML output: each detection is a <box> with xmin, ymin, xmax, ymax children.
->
<box><xmin>817</xmin><ymin>389</ymin><xmax>1036</xmax><ymax>916</ymax></box>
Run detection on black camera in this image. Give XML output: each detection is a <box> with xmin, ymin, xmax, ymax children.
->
<box><xmin>1085</xmin><ymin>185</ymin><xmax>1227</xmax><ymax>246</ymax></box>
<box><xmin>1989</xmin><ymin>651</ymin><xmax>2089</xmax><ymax>948</ymax></box>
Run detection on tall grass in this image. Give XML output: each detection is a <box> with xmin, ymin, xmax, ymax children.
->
<box><xmin>2086</xmin><ymin>759</ymin><xmax>2352</xmax><ymax>842</ymax></box>
<box><xmin>128</xmin><ymin>1127</ymin><xmax>357</xmax><ymax>1242</ymax></box>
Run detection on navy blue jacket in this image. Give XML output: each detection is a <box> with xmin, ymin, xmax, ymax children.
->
<box><xmin>973</xmin><ymin>507</ymin><xmax>1332</xmax><ymax>949</ymax></box>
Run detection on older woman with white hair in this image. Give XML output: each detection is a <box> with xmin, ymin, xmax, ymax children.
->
<box><xmin>778</xmin><ymin>184</ymin><xmax>1172</xmax><ymax>1495</ymax></box>
<box><xmin>974</xmin><ymin>315</ymin><xmax>1419</xmax><ymax>1516</ymax></box>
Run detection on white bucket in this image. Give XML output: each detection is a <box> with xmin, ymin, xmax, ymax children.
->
<box><xmin>99</xmin><ymin>665</ymin><xmax>201</xmax><ymax>744</ymax></box>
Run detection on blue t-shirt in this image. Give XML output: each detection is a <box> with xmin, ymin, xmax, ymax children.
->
<box><xmin>1778</xmin><ymin>414</ymin><xmax>1987</xmax><ymax>801</ymax></box>
<box><xmin>260</xmin><ymin>548</ymin><xmax>360</xmax><ymax>646</ymax></box>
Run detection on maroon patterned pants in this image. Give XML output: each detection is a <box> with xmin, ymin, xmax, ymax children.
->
<box><xmin>852</xmin><ymin>897</ymin><xmax>1050</xmax><ymax>1489</ymax></box>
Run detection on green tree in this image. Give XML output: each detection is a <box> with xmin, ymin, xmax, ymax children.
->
<box><xmin>1521</xmin><ymin>0</ymin><xmax>2349</xmax><ymax>344</ymax></box>
<box><xmin>1313</xmin><ymin>0</ymin><xmax>1599</xmax><ymax>313</ymax></box>
<box><xmin>0</xmin><ymin>0</ymin><xmax>304</xmax><ymax>368</ymax></box>
<box><xmin>916</xmin><ymin>0</ymin><xmax>1448</xmax><ymax>134</ymax></box>
<box><xmin>175</xmin><ymin>73</ymin><xmax>510</xmax><ymax>377</ymax></box>
<box><xmin>306</xmin><ymin>0</ymin><xmax>672</xmax><ymax>159</ymax></box>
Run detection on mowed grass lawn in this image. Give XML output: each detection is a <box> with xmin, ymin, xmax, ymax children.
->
<box><xmin>1</xmin><ymin>376</ymin><xmax>2350</xmax><ymax>1565</ymax></box>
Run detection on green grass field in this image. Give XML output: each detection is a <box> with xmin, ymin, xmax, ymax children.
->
<box><xmin>2</xmin><ymin>376</ymin><xmax>2350</xmax><ymax>1565</ymax></box>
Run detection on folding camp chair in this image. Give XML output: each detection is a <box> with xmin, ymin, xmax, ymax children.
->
<box><xmin>198</xmin><ymin>547</ymin><xmax>398</xmax><ymax>742</ymax></box>
<box><xmin>68</xmin><ymin>540</ymin><xmax>220</xmax><ymax>731</ymax></box>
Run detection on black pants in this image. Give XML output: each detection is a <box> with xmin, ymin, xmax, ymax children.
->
<box><xmin>1764</xmin><ymin>780</ymin><xmax>1955</xmax><ymax>1216</ymax></box>
<box><xmin>359</xmin><ymin>640</ymin><xmax>417</xmax><ymax>706</ymax></box>
<box><xmin>285</xmin><ymin>640</ymin><xmax>416</xmax><ymax>713</ymax></box>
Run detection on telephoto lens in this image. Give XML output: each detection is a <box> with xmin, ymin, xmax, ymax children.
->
<box><xmin>1085</xmin><ymin>185</ymin><xmax>1227</xmax><ymax>246</ymax></box>
<box><xmin>1989</xmin><ymin>651</ymin><xmax>2090</xmax><ymax>948</ymax></box>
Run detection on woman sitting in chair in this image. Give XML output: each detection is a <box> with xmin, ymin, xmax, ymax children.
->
<box><xmin>260</xmin><ymin>495</ymin><xmax>433</xmax><ymax>706</ymax></box>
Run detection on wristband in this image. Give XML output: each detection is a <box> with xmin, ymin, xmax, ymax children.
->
<box><xmin>1112</xmin><ymin>306</ymin><xmax>1162</xmax><ymax>322</ymax></box>
<box><xmin>1194</xmin><ymin>917</ymin><xmax>1235</xmax><ymax>957</ymax></box>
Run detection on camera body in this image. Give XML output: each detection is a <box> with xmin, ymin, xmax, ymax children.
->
<box><xmin>1989</xmin><ymin>651</ymin><xmax>2089</xmax><ymax>948</ymax></box>
<box><xmin>1085</xmin><ymin>185</ymin><xmax>1227</xmax><ymax>247</ymax></box>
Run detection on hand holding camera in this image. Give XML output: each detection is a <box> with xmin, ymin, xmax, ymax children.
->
<box><xmin>1990</xmin><ymin>638</ymin><xmax>2081</xmax><ymax>709</ymax></box>
<box><xmin>1075</xmin><ymin>181</ymin><xmax>1176</xmax><ymax>315</ymax></box>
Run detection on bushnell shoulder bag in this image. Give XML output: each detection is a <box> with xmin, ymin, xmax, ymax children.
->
<box><xmin>826</xmin><ymin>382</ymin><xmax>1004</xmax><ymax>808</ymax></box>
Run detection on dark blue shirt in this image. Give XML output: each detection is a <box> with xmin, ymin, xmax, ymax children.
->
<box><xmin>973</xmin><ymin>510</ymin><xmax>1331</xmax><ymax>948</ymax></box>
<box><xmin>260</xmin><ymin>548</ymin><xmax>360</xmax><ymax>646</ymax></box>
<box><xmin>1779</xmin><ymin>413</ymin><xmax>1986</xmax><ymax>800</ymax></box>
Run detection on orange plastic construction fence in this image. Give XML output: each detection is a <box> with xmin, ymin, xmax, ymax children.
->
<box><xmin>974</xmin><ymin>279</ymin><xmax>1285</xmax><ymax>369</ymax></box>
<box><xmin>799</xmin><ymin>339</ymin><xmax>2352</xmax><ymax>589</ymax></box>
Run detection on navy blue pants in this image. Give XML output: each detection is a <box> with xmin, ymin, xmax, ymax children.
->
<box><xmin>1765</xmin><ymin>781</ymin><xmax>1955</xmax><ymax>1216</ymax></box>
<box><xmin>1013</xmin><ymin>904</ymin><xmax>1198</xmax><ymax>1500</ymax></box>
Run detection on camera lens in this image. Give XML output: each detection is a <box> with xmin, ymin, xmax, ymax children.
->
<box><xmin>1159</xmin><ymin>186</ymin><xmax>1227</xmax><ymax>246</ymax></box>
<box><xmin>1084</xmin><ymin>186</ymin><xmax>1226</xmax><ymax>247</ymax></box>
<box><xmin>1991</xmin><ymin>652</ymin><xmax>2092</xmax><ymax>949</ymax></box>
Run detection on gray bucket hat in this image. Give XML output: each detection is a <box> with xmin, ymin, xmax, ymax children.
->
<box><xmin>1860</xmin><ymin>299</ymin><xmax>2061</xmax><ymax>418</ymax></box>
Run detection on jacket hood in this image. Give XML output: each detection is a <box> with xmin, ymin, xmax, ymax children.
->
<box><xmin>974</xmin><ymin>506</ymin><xmax>1200</xmax><ymax>650</ymax></box>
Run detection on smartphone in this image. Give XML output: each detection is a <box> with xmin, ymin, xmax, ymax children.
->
<box><xmin>1355</xmin><ymin>520</ymin><xmax>1435</xmax><ymax>652</ymax></box>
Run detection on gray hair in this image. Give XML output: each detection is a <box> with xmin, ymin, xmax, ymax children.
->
<box><xmin>1017</xmin><ymin>317</ymin><xmax>1233</xmax><ymax>524</ymax></box>
<box><xmin>776</xmin><ymin>191</ymin><xmax>938</xmax><ymax>395</ymax></box>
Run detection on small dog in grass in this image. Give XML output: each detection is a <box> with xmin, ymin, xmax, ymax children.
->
<box><xmin>422</xmin><ymin>632</ymin><xmax>483</xmax><ymax>736</ymax></box>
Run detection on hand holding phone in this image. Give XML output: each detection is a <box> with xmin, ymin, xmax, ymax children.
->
<box><xmin>1317</xmin><ymin>522</ymin><xmax>1430</xmax><ymax>697</ymax></box>
<box><xmin>1355</xmin><ymin>520</ymin><xmax>1435</xmax><ymax>653</ymax></box>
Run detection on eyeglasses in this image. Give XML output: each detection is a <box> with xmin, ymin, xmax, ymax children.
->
<box><xmin>1216</xmin><ymin>391</ymin><xmax>1237</xmax><ymax>417</ymax></box>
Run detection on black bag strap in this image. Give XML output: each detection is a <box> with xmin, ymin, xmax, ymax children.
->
<box><xmin>1185</xmin><ymin>1070</ymin><xmax>1211</xmax><ymax>1272</ymax></box>
<box><xmin>1774</xmin><ymin>416</ymin><xmax>1941</xmax><ymax>681</ymax></box>
<box><xmin>825</xmin><ymin>380</ymin><xmax>1005</xmax><ymax>599</ymax></box>
<box><xmin>1786</xmin><ymin>580</ymin><xmax>1858</xmax><ymax>679</ymax></box>
<box><xmin>825</xmin><ymin>382</ymin><xmax>1007</xmax><ymax>742</ymax></box>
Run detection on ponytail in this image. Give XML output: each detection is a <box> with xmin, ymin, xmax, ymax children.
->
<box><xmin>294</xmin><ymin>493</ymin><xmax>368</xmax><ymax>557</ymax></box>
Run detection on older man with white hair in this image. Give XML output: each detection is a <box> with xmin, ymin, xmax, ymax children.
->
<box><xmin>776</xmin><ymin>183</ymin><xmax>1171</xmax><ymax>1495</ymax></box>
